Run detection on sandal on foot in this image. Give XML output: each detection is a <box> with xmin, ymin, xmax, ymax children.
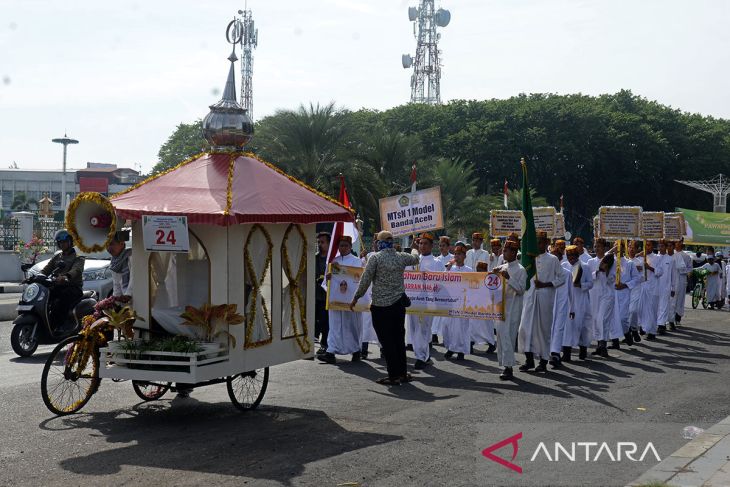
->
<box><xmin>400</xmin><ymin>373</ymin><xmax>414</xmax><ymax>383</ymax></box>
<box><xmin>376</xmin><ymin>376</ymin><xmax>401</xmax><ymax>385</ymax></box>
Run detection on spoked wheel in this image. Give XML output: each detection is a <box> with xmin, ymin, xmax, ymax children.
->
<box><xmin>41</xmin><ymin>335</ymin><xmax>99</xmax><ymax>416</ymax></box>
<box><xmin>227</xmin><ymin>367</ymin><xmax>269</xmax><ymax>411</ymax></box>
<box><xmin>702</xmin><ymin>290</ymin><xmax>709</xmax><ymax>309</ymax></box>
<box><xmin>692</xmin><ymin>284</ymin><xmax>701</xmax><ymax>309</ymax></box>
<box><xmin>132</xmin><ymin>381</ymin><xmax>171</xmax><ymax>401</ymax></box>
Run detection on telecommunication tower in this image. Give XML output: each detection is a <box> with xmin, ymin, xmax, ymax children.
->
<box><xmin>401</xmin><ymin>1</ymin><xmax>451</xmax><ymax>104</ymax></box>
<box><xmin>226</xmin><ymin>6</ymin><xmax>258</xmax><ymax>120</ymax></box>
<box><xmin>676</xmin><ymin>174</ymin><xmax>730</xmax><ymax>212</ymax></box>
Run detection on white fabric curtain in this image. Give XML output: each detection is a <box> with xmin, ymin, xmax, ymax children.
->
<box><xmin>282</xmin><ymin>225</ymin><xmax>306</xmax><ymax>338</ymax></box>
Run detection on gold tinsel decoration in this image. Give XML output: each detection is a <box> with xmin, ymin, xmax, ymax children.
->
<box><xmin>244</xmin><ymin>224</ymin><xmax>274</xmax><ymax>349</ymax></box>
<box><xmin>281</xmin><ymin>224</ymin><xmax>311</xmax><ymax>354</ymax></box>
<box><xmin>65</xmin><ymin>192</ymin><xmax>117</xmax><ymax>253</ymax></box>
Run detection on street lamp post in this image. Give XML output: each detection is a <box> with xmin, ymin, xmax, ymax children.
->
<box><xmin>51</xmin><ymin>134</ymin><xmax>79</xmax><ymax>218</ymax></box>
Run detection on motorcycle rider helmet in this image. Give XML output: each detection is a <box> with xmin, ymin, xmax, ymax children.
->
<box><xmin>54</xmin><ymin>229</ymin><xmax>73</xmax><ymax>246</ymax></box>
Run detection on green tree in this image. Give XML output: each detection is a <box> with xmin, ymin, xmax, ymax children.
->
<box><xmin>153</xmin><ymin>120</ymin><xmax>208</xmax><ymax>174</ymax></box>
<box><xmin>11</xmin><ymin>192</ymin><xmax>37</xmax><ymax>211</ymax></box>
<box><xmin>254</xmin><ymin>102</ymin><xmax>386</xmax><ymax>223</ymax></box>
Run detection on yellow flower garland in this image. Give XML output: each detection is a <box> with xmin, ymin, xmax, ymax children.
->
<box><xmin>224</xmin><ymin>153</ymin><xmax>236</xmax><ymax>216</ymax></box>
<box><xmin>244</xmin><ymin>224</ymin><xmax>274</xmax><ymax>349</ymax></box>
<box><xmin>65</xmin><ymin>192</ymin><xmax>117</xmax><ymax>253</ymax></box>
<box><xmin>281</xmin><ymin>224</ymin><xmax>311</xmax><ymax>354</ymax></box>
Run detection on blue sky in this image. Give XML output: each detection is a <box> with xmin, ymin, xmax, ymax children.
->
<box><xmin>1</xmin><ymin>0</ymin><xmax>729</xmax><ymax>173</ymax></box>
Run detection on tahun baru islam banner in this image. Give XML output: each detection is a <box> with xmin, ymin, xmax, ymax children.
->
<box><xmin>327</xmin><ymin>265</ymin><xmax>505</xmax><ymax>321</ymax></box>
<box><xmin>378</xmin><ymin>186</ymin><xmax>444</xmax><ymax>238</ymax></box>
<box><xmin>677</xmin><ymin>207</ymin><xmax>730</xmax><ymax>246</ymax></box>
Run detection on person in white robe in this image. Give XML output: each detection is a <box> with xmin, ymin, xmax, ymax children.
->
<box><xmin>487</xmin><ymin>238</ymin><xmax>504</xmax><ymax>272</ymax></box>
<box><xmin>726</xmin><ymin>260</ymin><xmax>730</xmax><ymax>308</ymax></box>
<box><xmin>518</xmin><ymin>231</ymin><xmax>565</xmax><ymax>373</ymax></box>
<box><xmin>470</xmin><ymin>240</ymin><xmax>498</xmax><ymax>354</ymax></box>
<box><xmin>443</xmin><ymin>242</ymin><xmax>473</xmax><ymax>360</ymax></box>
<box><xmin>573</xmin><ymin>236</ymin><xmax>592</xmax><ymax>264</ymax></box>
<box><xmin>359</xmin><ymin>237</ymin><xmax>381</xmax><ymax>359</ymax></box>
<box><xmin>667</xmin><ymin>241</ymin><xmax>686</xmax><ymax>329</ymax></box>
<box><xmin>432</xmin><ymin>236</ymin><xmax>453</xmax><ymax>344</ymax></box>
<box><xmin>639</xmin><ymin>242</ymin><xmax>663</xmax><ymax>340</ymax></box>
<box><xmin>673</xmin><ymin>239</ymin><xmax>692</xmax><ymax>325</ymax></box>
<box><xmin>549</xmin><ymin>242</ymin><xmax>571</xmax><ymax>367</ymax></box>
<box><xmin>592</xmin><ymin>250</ymin><xmax>625</xmax><ymax>356</ymax></box>
<box><xmin>719</xmin><ymin>255</ymin><xmax>727</xmax><ymax>308</ymax></box>
<box><xmin>465</xmin><ymin>232</ymin><xmax>489</xmax><ymax>270</ymax></box>
<box><xmin>628</xmin><ymin>241</ymin><xmax>645</xmax><ymax>343</ymax></box>
<box><xmin>612</xmin><ymin>242</ymin><xmax>642</xmax><ymax>348</ymax></box>
<box><xmin>587</xmin><ymin>239</ymin><xmax>608</xmax><ymax>356</ymax></box>
<box><xmin>701</xmin><ymin>256</ymin><xmax>722</xmax><ymax>309</ymax></box>
<box><xmin>406</xmin><ymin>233</ymin><xmax>442</xmax><ymax>370</ymax></box>
<box><xmin>492</xmin><ymin>240</ymin><xmax>526</xmax><ymax>380</ymax></box>
<box><xmin>319</xmin><ymin>236</ymin><xmax>363</xmax><ymax>364</ymax></box>
<box><xmin>655</xmin><ymin>240</ymin><xmax>676</xmax><ymax>335</ymax></box>
<box><xmin>562</xmin><ymin>245</ymin><xmax>593</xmax><ymax>361</ymax></box>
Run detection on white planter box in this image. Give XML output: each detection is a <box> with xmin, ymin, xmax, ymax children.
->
<box><xmin>99</xmin><ymin>340</ymin><xmax>229</xmax><ymax>383</ymax></box>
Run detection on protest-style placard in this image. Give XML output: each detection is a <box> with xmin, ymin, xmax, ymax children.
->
<box><xmin>598</xmin><ymin>206</ymin><xmax>642</xmax><ymax>239</ymax></box>
<box><xmin>533</xmin><ymin>206</ymin><xmax>557</xmax><ymax>236</ymax></box>
<box><xmin>665</xmin><ymin>212</ymin><xmax>687</xmax><ymax>237</ymax></box>
<box><xmin>327</xmin><ymin>265</ymin><xmax>505</xmax><ymax>321</ymax></box>
<box><xmin>640</xmin><ymin>212</ymin><xmax>665</xmax><ymax>240</ymax></box>
<box><xmin>593</xmin><ymin>216</ymin><xmax>599</xmax><ymax>239</ymax></box>
<box><xmin>379</xmin><ymin>186</ymin><xmax>443</xmax><ymax>238</ymax></box>
<box><xmin>664</xmin><ymin>215</ymin><xmax>684</xmax><ymax>240</ymax></box>
<box><xmin>490</xmin><ymin>210</ymin><xmax>523</xmax><ymax>237</ymax></box>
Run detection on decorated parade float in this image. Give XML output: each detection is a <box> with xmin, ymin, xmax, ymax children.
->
<box><xmin>39</xmin><ymin>49</ymin><xmax>353</xmax><ymax>415</ymax></box>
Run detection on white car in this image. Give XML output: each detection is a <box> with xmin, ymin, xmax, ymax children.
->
<box><xmin>28</xmin><ymin>254</ymin><xmax>114</xmax><ymax>299</ymax></box>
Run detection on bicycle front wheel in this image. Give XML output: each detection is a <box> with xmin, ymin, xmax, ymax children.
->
<box><xmin>692</xmin><ymin>284</ymin><xmax>701</xmax><ymax>309</ymax></box>
<box><xmin>41</xmin><ymin>335</ymin><xmax>99</xmax><ymax>416</ymax></box>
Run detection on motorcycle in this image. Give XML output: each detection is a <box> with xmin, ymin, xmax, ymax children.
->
<box><xmin>10</xmin><ymin>262</ymin><xmax>97</xmax><ymax>357</ymax></box>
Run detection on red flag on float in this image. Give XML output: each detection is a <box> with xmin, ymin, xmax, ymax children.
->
<box><xmin>327</xmin><ymin>175</ymin><xmax>360</xmax><ymax>263</ymax></box>
<box><xmin>503</xmin><ymin>179</ymin><xmax>509</xmax><ymax>209</ymax></box>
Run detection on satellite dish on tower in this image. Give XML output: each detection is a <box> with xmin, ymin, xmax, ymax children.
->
<box><xmin>402</xmin><ymin>54</ymin><xmax>413</xmax><ymax>69</ymax></box>
<box><xmin>435</xmin><ymin>8</ymin><xmax>451</xmax><ymax>27</ymax></box>
<box><xmin>408</xmin><ymin>6</ymin><xmax>418</xmax><ymax>21</ymax></box>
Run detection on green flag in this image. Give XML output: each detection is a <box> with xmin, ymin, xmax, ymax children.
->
<box><xmin>520</xmin><ymin>158</ymin><xmax>538</xmax><ymax>289</ymax></box>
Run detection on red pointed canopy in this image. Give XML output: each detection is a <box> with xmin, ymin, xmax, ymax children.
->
<box><xmin>111</xmin><ymin>153</ymin><xmax>354</xmax><ymax>225</ymax></box>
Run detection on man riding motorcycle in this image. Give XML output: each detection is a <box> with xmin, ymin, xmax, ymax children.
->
<box><xmin>40</xmin><ymin>229</ymin><xmax>85</xmax><ymax>328</ymax></box>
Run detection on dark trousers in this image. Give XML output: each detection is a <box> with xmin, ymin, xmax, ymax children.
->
<box><xmin>50</xmin><ymin>285</ymin><xmax>82</xmax><ymax>327</ymax></box>
<box><xmin>370</xmin><ymin>301</ymin><xmax>407</xmax><ymax>379</ymax></box>
<box><xmin>315</xmin><ymin>302</ymin><xmax>329</xmax><ymax>349</ymax></box>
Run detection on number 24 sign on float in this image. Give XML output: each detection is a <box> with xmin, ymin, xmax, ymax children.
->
<box><xmin>142</xmin><ymin>215</ymin><xmax>190</xmax><ymax>252</ymax></box>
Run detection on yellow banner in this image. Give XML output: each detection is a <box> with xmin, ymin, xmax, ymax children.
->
<box><xmin>327</xmin><ymin>265</ymin><xmax>505</xmax><ymax>321</ymax></box>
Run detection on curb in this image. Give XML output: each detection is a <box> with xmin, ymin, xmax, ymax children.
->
<box><xmin>628</xmin><ymin>415</ymin><xmax>730</xmax><ymax>486</ymax></box>
<box><xmin>0</xmin><ymin>302</ymin><xmax>17</xmax><ymax>321</ymax></box>
<box><xmin>0</xmin><ymin>284</ymin><xmax>23</xmax><ymax>294</ymax></box>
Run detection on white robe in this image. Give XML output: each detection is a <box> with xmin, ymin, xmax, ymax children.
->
<box><xmin>360</xmin><ymin>251</ymin><xmax>379</xmax><ymax>345</ymax></box>
<box><xmin>580</xmin><ymin>249</ymin><xmax>591</xmax><ymax>264</ymax></box>
<box><xmin>465</xmin><ymin>248</ymin><xmax>489</xmax><ymax>271</ymax></box>
<box><xmin>702</xmin><ymin>262</ymin><xmax>722</xmax><ymax>302</ymax></box>
<box><xmin>550</xmin><ymin>263</ymin><xmax>573</xmax><ymax>354</ymax></box>
<box><xmin>656</xmin><ymin>253</ymin><xmax>676</xmax><ymax>326</ymax></box>
<box><xmin>495</xmin><ymin>260</ymin><xmax>526</xmax><ymax>367</ymax></box>
<box><xmin>674</xmin><ymin>251</ymin><xmax>691</xmax><ymax>318</ymax></box>
<box><xmin>593</xmin><ymin>259</ymin><xmax>624</xmax><ymax>341</ymax></box>
<box><xmin>327</xmin><ymin>254</ymin><xmax>363</xmax><ymax>355</ymax></box>
<box><xmin>406</xmin><ymin>254</ymin><xmax>442</xmax><ymax>361</ymax></box>
<box><xmin>721</xmin><ymin>263</ymin><xmax>727</xmax><ymax>301</ymax></box>
<box><xmin>432</xmin><ymin>253</ymin><xmax>453</xmax><ymax>335</ymax></box>
<box><xmin>640</xmin><ymin>253</ymin><xmax>662</xmax><ymax>334</ymax></box>
<box><xmin>614</xmin><ymin>256</ymin><xmax>641</xmax><ymax>334</ymax></box>
<box><xmin>587</xmin><ymin>256</ymin><xmax>605</xmax><ymax>341</ymax></box>
<box><xmin>442</xmin><ymin>264</ymin><xmax>473</xmax><ymax>354</ymax></box>
<box><xmin>726</xmin><ymin>264</ymin><xmax>730</xmax><ymax>297</ymax></box>
<box><xmin>518</xmin><ymin>252</ymin><xmax>564</xmax><ymax>361</ymax></box>
<box><xmin>565</xmin><ymin>261</ymin><xmax>593</xmax><ymax>347</ymax></box>
<box><xmin>487</xmin><ymin>252</ymin><xmax>504</xmax><ymax>272</ymax></box>
<box><xmin>629</xmin><ymin>256</ymin><xmax>645</xmax><ymax>330</ymax></box>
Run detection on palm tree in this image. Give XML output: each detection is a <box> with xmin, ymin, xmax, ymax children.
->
<box><xmin>427</xmin><ymin>157</ymin><xmax>490</xmax><ymax>239</ymax></box>
<box><xmin>356</xmin><ymin>128</ymin><xmax>422</xmax><ymax>195</ymax></box>
<box><xmin>11</xmin><ymin>192</ymin><xmax>37</xmax><ymax>211</ymax></box>
<box><xmin>254</xmin><ymin>102</ymin><xmax>386</xmax><ymax>220</ymax></box>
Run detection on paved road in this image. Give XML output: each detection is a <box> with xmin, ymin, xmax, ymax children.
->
<box><xmin>1</xmin><ymin>304</ymin><xmax>729</xmax><ymax>487</ymax></box>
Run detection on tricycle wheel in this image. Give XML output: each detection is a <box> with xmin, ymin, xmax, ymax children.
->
<box><xmin>227</xmin><ymin>367</ymin><xmax>269</xmax><ymax>411</ymax></box>
<box><xmin>41</xmin><ymin>335</ymin><xmax>99</xmax><ymax>416</ymax></box>
<box><xmin>132</xmin><ymin>381</ymin><xmax>171</xmax><ymax>401</ymax></box>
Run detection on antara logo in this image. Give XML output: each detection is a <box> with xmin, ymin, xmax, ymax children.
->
<box><xmin>482</xmin><ymin>433</ymin><xmax>662</xmax><ymax>474</ymax></box>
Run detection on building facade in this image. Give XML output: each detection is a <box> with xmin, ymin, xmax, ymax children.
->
<box><xmin>0</xmin><ymin>163</ymin><xmax>140</xmax><ymax>212</ymax></box>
